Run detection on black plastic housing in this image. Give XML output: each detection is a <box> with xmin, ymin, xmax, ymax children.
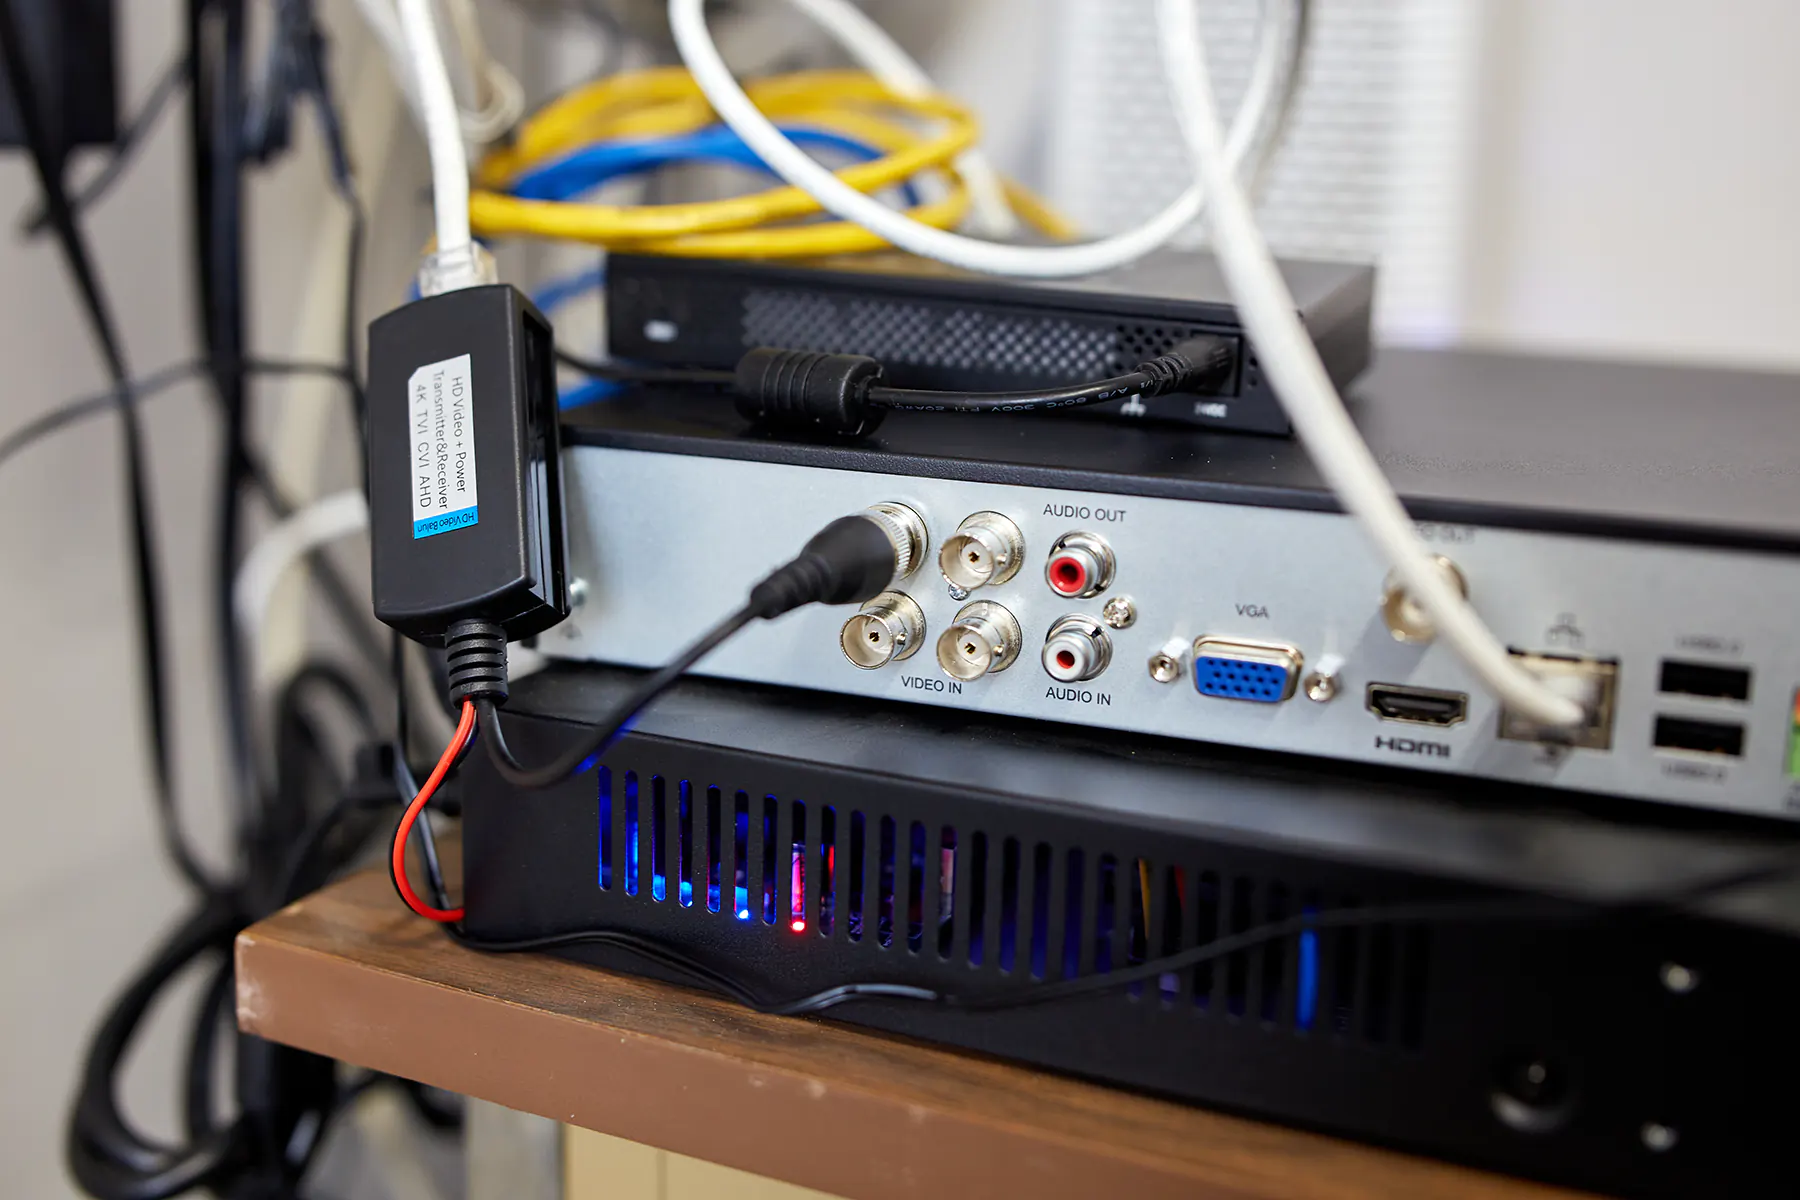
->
<box><xmin>605</xmin><ymin>249</ymin><xmax>1378</xmax><ymax>435</ymax></box>
<box><xmin>462</xmin><ymin>665</ymin><xmax>1800</xmax><ymax>1199</ymax></box>
<box><xmin>368</xmin><ymin>285</ymin><xmax>568</xmax><ymax>645</ymax></box>
<box><xmin>0</xmin><ymin>0</ymin><xmax>117</xmax><ymax>155</ymax></box>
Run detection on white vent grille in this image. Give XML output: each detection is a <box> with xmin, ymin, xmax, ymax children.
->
<box><xmin>1042</xmin><ymin>0</ymin><xmax>1480</xmax><ymax>342</ymax></box>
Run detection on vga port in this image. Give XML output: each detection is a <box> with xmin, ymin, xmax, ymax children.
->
<box><xmin>1192</xmin><ymin>637</ymin><xmax>1304</xmax><ymax>703</ymax></box>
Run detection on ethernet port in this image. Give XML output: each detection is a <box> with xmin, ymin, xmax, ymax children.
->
<box><xmin>1497</xmin><ymin>652</ymin><xmax>1619</xmax><ymax>751</ymax></box>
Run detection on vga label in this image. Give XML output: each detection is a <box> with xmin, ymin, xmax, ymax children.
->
<box><xmin>409</xmin><ymin>352</ymin><xmax>478</xmax><ymax>539</ymax></box>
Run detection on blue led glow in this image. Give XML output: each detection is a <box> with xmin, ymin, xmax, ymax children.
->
<box><xmin>624</xmin><ymin>773</ymin><xmax>639</xmax><ymax>897</ymax></box>
<box><xmin>597</xmin><ymin>766</ymin><xmax>612</xmax><ymax>890</ymax></box>
<box><xmin>1297</xmin><ymin>925</ymin><xmax>1319</xmax><ymax>1030</ymax></box>
<box><xmin>679</xmin><ymin>880</ymin><xmax>693</xmax><ymax>907</ymax></box>
<box><xmin>735</xmin><ymin>886</ymin><xmax>751</xmax><ymax>921</ymax></box>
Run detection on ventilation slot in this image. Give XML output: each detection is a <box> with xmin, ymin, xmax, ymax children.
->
<box><xmin>732</xmin><ymin>790</ymin><xmax>749</xmax><ymax>920</ymax></box>
<box><xmin>937</xmin><ymin>827</ymin><xmax>958</xmax><ymax>958</ymax></box>
<box><xmin>848</xmin><ymin>811</ymin><xmax>866</xmax><ymax>941</ymax></box>
<box><xmin>597</xmin><ymin>766</ymin><xmax>613</xmax><ymax>890</ymax></box>
<box><xmin>677</xmin><ymin>781</ymin><xmax>694</xmax><ymax>907</ymax></box>
<box><xmin>997</xmin><ymin>837</ymin><xmax>1020</xmax><ymax>973</ymax></box>
<box><xmin>1193</xmin><ymin>870</ymin><xmax>1220</xmax><ymax>1009</ymax></box>
<box><xmin>1158</xmin><ymin>865</ymin><xmax>1185</xmax><ymax>1003</ymax></box>
<box><xmin>785</xmin><ymin>801</ymin><xmax>806</xmax><ymax>932</ymax></box>
<box><xmin>624</xmin><ymin>772</ymin><xmax>640</xmax><ymax>897</ymax></box>
<box><xmin>817</xmin><ymin>806</ymin><xmax>836</xmax><ymax>937</ymax></box>
<box><xmin>878</xmin><ymin>816</ymin><xmax>897</xmax><ymax>949</ymax></box>
<box><xmin>1030</xmin><ymin>842</ymin><xmax>1052</xmax><ymax>980</ymax></box>
<box><xmin>967</xmin><ymin>832</ymin><xmax>988</xmax><ymax>966</ymax></box>
<box><xmin>1095</xmin><ymin>854</ymin><xmax>1118</xmax><ymax>975</ymax></box>
<box><xmin>650</xmin><ymin>775</ymin><xmax>667</xmax><ymax>902</ymax></box>
<box><xmin>592</xmin><ymin>782</ymin><xmax>1435</xmax><ymax>1049</ymax></box>
<box><xmin>742</xmin><ymin>290</ymin><xmax>1118</xmax><ymax>380</ymax></box>
<box><xmin>705</xmin><ymin>786</ymin><xmax>721</xmax><ymax>913</ymax></box>
<box><xmin>906</xmin><ymin>821</ymin><xmax>927</xmax><ymax>953</ymax></box>
<box><xmin>1126</xmin><ymin>857</ymin><xmax>1150</xmax><ymax>999</ymax></box>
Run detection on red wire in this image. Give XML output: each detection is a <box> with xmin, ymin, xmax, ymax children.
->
<box><xmin>392</xmin><ymin>699</ymin><xmax>477</xmax><ymax>922</ymax></box>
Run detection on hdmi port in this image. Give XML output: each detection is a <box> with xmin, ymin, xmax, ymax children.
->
<box><xmin>1367</xmin><ymin>684</ymin><xmax>1469</xmax><ymax>728</ymax></box>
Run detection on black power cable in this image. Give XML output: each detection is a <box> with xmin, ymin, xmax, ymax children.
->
<box><xmin>0</xmin><ymin>354</ymin><xmax>389</xmax><ymax>697</ymax></box>
<box><xmin>0</xmin><ymin>0</ymin><xmax>214</xmax><ymax>895</ymax></box>
<box><xmin>19</xmin><ymin>52</ymin><xmax>190</xmax><ymax>239</ymax></box>
<box><xmin>556</xmin><ymin>338</ymin><xmax>1239</xmax><ymax>437</ymax></box>
<box><xmin>474</xmin><ymin>604</ymin><xmax>757</xmax><ymax>788</ymax></box>
<box><xmin>193</xmin><ymin>0</ymin><xmax>265</xmax><ymax>846</ymax></box>
<box><xmin>555</xmin><ymin>345</ymin><xmax>734</xmax><ymax>389</ymax></box>
<box><xmin>0</xmin><ymin>358</ymin><xmax>352</xmax><ymax>472</ymax></box>
<box><xmin>39</xmin><ymin>4</ymin><xmax>415</xmax><ymax>1195</ymax></box>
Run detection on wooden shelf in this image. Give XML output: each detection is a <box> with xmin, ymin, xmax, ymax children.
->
<box><xmin>237</xmin><ymin>866</ymin><xmax>1590</xmax><ymax>1200</ymax></box>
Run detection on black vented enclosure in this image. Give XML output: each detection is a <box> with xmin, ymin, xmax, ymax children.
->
<box><xmin>603</xmin><ymin>250</ymin><xmax>1378</xmax><ymax>435</ymax></box>
<box><xmin>460</xmin><ymin>666</ymin><xmax>1800</xmax><ymax>1199</ymax></box>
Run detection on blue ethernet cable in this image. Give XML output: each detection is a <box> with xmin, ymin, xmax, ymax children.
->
<box><xmin>514</xmin><ymin>125</ymin><xmax>904</xmax><ymax>410</ymax></box>
<box><xmin>508</xmin><ymin>124</ymin><xmax>917</xmax><ymax>207</ymax></box>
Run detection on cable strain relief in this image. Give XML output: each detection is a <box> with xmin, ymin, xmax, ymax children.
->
<box><xmin>445</xmin><ymin>618</ymin><xmax>509</xmax><ymax>706</ymax></box>
<box><xmin>1139</xmin><ymin>335</ymin><xmax>1238</xmax><ymax>396</ymax></box>
<box><xmin>746</xmin><ymin>513</ymin><xmax>904</xmax><ymax>619</ymax></box>
<box><xmin>748</xmin><ymin>553</ymin><xmax>835</xmax><ymax>620</ymax></box>
<box><xmin>733</xmin><ymin>347</ymin><xmax>886</xmax><ymax>437</ymax></box>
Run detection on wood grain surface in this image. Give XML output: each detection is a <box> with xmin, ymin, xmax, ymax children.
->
<box><xmin>237</xmin><ymin>866</ymin><xmax>1592</xmax><ymax>1200</ymax></box>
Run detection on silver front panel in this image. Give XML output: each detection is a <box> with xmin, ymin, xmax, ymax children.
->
<box><xmin>548</xmin><ymin>445</ymin><xmax>1800</xmax><ymax>819</ymax></box>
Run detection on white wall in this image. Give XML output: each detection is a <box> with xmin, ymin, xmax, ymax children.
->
<box><xmin>888</xmin><ymin>0</ymin><xmax>1800</xmax><ymax>369</ymax></box>
<box><xmin>1462</xmin><ymin>0</ymin><xmax>1800</xmax><ymax>369</ymax></box>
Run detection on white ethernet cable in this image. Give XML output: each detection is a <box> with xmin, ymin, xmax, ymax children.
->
<box><xmin>396</xmin><ymin>0</ymin><xmax>495</xmax><ymax>292</ymax></box>
<box><xmin>234</xmin><ymin>490</ymin><xmax>370</xmax><ymax>690</ymax></box>
<box><xmin>353</xmin><ymin>0</ymin><xmax>524</xmax><ymax>150</ymax></box>
<box><xmin>443</xmin><ymin>0</ymin><xmax>527</xmax><ymax>146</ymax></box>
<box><xmin>779</xmin><ymin>0</ymin><xmax>1016</xmax><ymax>237</ymax></box>
<box><xmin>350</xmin><ymin>0</ymin><xmax>425</xmax><ymax>127</ymax></box>
<box><xmin>666</xmin><ymin>0</ymin><xmax>1295</xmax><ymax>278</ymax></box>
<box><xmin>1153</xmin><ymin>0</ymin><xmax>1581</xmax><ymax>727</ymax></box>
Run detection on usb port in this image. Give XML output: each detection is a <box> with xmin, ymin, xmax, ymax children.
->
<box><xmin>1653</xmin><ymin>715</ymin><xmax>1744</xmax><ymax>758</ymax></box>
<box><xmin>1658</xmin><ymin>659</ymin><xmax>1752</xmax><ymax>701</ymax></box>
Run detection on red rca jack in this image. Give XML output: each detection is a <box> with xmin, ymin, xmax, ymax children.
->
<box><xmin>1044</xmin><ymin>531</ymin><xmax>1116</xmax><ymax>599</ymax></box>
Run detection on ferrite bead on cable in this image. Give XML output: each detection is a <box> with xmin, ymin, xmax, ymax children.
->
<box><xmin>733</xmin><ymin>347</ymin><xmax>886</xmax><ymax>437</ymax></box>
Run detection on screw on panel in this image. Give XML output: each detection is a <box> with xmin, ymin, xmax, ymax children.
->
<box><xmin>1148</xmin><ymin>652</ymin><xmax>1182</xmax><ymax>684</ymax></box>
<box><xmin>1660</xmin><ymin>963</ymin><xmax>1699</xmax><ymax>994</ymax></box>
<box><xmin>567</xmin><ymin>578</ymin><xmax>589</xmax><ymax>609</ymax></box>
<box><xmin>1641</xmin><ymin>1123</ymin><xmax>1679</xmax><ymax>1153</ymax></box>
<box><xmin>1302</xmin><ymin>672</ymin><xmax>1337</xmax><ymax>702</ymax></box>
<box><xmin>1101</xmin><ymin>595</ymin><xmax>1136</xmax><ymax>629</ymax></box>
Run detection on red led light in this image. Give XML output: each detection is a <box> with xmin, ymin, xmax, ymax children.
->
<box><xmin>790</xmin><ymin>919</ymin><xmax>807</xmax><ymax>933</ymax></box>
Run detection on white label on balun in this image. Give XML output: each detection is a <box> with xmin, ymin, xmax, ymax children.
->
<box><xmin>408</xmin><ymin>353</ymin><xmax>479</xmax><ymax>539</ymax></box>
